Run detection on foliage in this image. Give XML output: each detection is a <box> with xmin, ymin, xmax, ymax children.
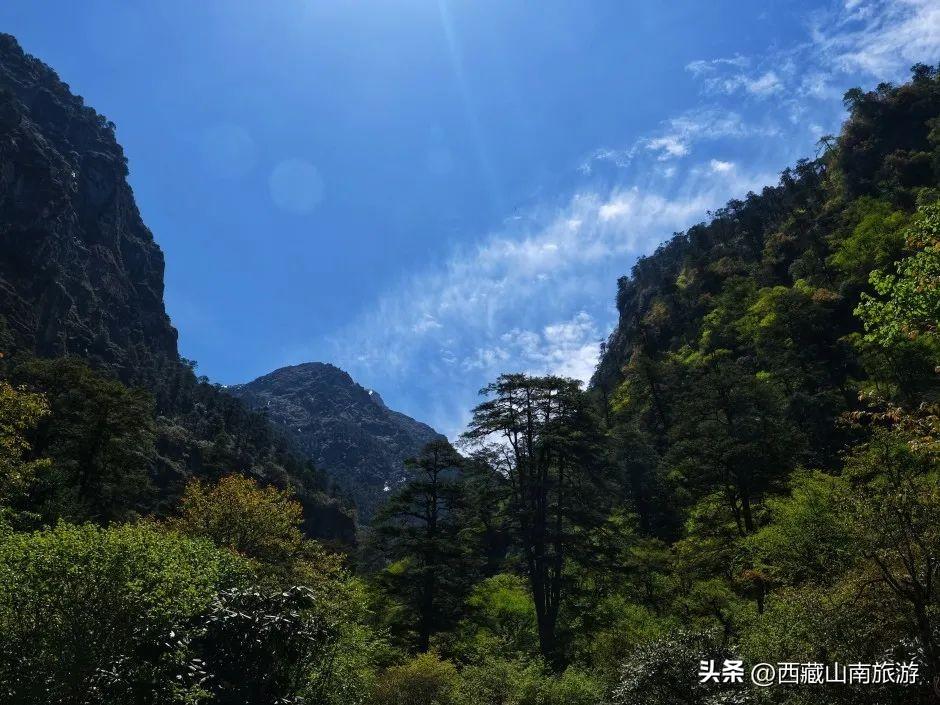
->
<box><xmin>372</xmin><ymin>652</ymin><xmax>459</xmax><ymax>705</ymax></box>
<box><xmin>8</xmin><ymin>357</ymin><xmax>157</xmax><ymax>524</ymax></box>
<box><xmin>0</xmin><ymin>522</ymin><xmax>250</xmax><ymax>704</ymax></box>
<box><xmin>306</xmin><ymin>576</ymin><xmax>391</xmax><ymax>705</ymax></box>
<box><xmin>453</xmin><ymin>657</ymin><xmax>548</xmax><ymax>705</ymax></box>
<box><xmin>448</xmin><ymin>574</ymin><xmax>540</xmax><ymax>662</ymax></box>
<box><xmin>857</xmin><ymin>200</ymin><xmax>940</xmax><ymax>351</ymax></box>
<box><xmin>610</xmin><ymin>630</ymin><xmax>737</xmax><ymax>705</ymax></box>
<box><xmin>169</xmin><ymin>474</ymin><xmax>308</xmax><ymax>577</ymax></box>
<box><xmin>844</xmin><ymin>428</ymin><xmax>940</xmax><ymax>683</ymax></box>
<box><xmin>591</xmin><ymin>65</ymin><xmax>940</xmax><ymax>703</ymax></box>
<box><xmin>664</xmin><ymin>348</ymin><xmax>802</xmax><ymax>535</ymax></box>
<box><xmin>829</xmin><ymin>197</ymin><xmax>908</xmax><ymax>278</ymax></box>
<box><xmin>462</xmin><ymin>374</ymin><xmax>611</xmax><ymax>667</ymax></box>
<box><xmin>194</xmin><ymin>585</ymin><xmax>336</xmax><ymax>705</ymax></box>
<box><xmin>744</xmin><ymin>471</ymin><xmax>855</xmax><ymax>587</ymax></box>
<box><xmin>0</xmin><ymin>380</ymin><xmax>50</xmax><ymax>527</ymax></box>
<box><xmin>373</xmin><ymin>440</ymin><xmax>475</xmax><ymax>651</ymax></box>
<box><xmin>169</xmin><ymin>474</ymin><xmax>386</xmax><ymax>703</ymax></box>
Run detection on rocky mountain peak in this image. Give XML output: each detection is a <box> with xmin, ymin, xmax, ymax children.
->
<box><xmin>230</xmin><ymin>362</ymin><xmax>444</xmax><ymax>521</ymax></box>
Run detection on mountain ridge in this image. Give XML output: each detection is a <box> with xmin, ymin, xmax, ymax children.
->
<box><xmin>230</xmin><ymin>361</ymin><xmax>445</xmax><ymax>521</ymax></box>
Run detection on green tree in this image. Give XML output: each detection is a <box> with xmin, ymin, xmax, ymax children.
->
<box><xmin>462</xmin><ymin>374</ymin><xmax>610</xmax><ymax>668</ymax></box>
<box><xmin>734</xmin><ymin>281</ymin><xmax>853</xmax><ymax>468</ymax></box>
<box><xmin>856</xmin><ymin>200</ymin><xmax>940</xmax><ymax>352</ymax></box>
<box><xmin>373</xmin><ymin>440</ymin><xmax>473</xmax><ymax>652</ymax></box>
<box><xmin>454</xmin><ymin>656</ymin><xmax>547</xmax><ymax>705</ymax></box>
<box><xmin>170</xmin><ymin>473</ymin><xmax>352</xmax><ymax>593</ymax></box>
<box><xmin>170</xmin><ymin>474</ymin><xmax>306</xmax><ymax>574</ymax></box>
<box><xmin>665</xmin><ymin>349</ymin><xmax>802</xmax><ymax>536</ymax></box>
<box><xmin>845</xmin><ymin>429</ymin><xmax>940</xmax><ymax>686</ymax></box>
<box><xmin>0</xmin><ymin>380</ymin><xmax>50</xmax><ymax>527</ymax></box>
<box><xmin>608</xmin><ymin>346</ymin><xmax>686</xmax><ymax>540</ymax></box>
<box><xmin>829</xmin><ymin>197</ymin><xmax>909</xmax><ymax>279</ymax></box>
<box><xmin>853</xmin><ymin>199</ymin><xmax>939</xmax><ymax>401</ymax></box>
<box><xmin>456</xmin><ymin>657</ymin><xmax>602</xmax><ymax>705</ymax></box>
<box><xmin>447</xmin><ymin>573</ymin><xmax>540</xmax><ymax>662</ymax></box>
<box><xmin>11</xmin><ymin>357</ymin><xmax>156</xmax><ymax>523</ymax></box>
<box><xmin>306</xmin><ymin>576</ymin><xmax>390</xmax><ymax>705</ymax></box>
<box><xmin>170</xmin><ymin>474</ymin><xmax>380</xmax><ymax>702</ymax></box>
<box><xmin>610</xmin><ymin>630</ymin><xmax>734</xmax><ymax>705</ymax></box>
<box><xmin>195</xmin><ymin>584</ymin><xmax>337</xmax><ymax>705</ymax></box>
<box><xmin>745</xmin><ymin>470</ymin><xmax>855</xmax><ymax>588</ymax></box>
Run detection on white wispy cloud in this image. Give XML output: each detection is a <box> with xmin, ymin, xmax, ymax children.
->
<box><xmin>647</xmin><ymin>136</ymin><xmax>690</xmax><ymax>159</ymax></box>
<box><xmin>314</xmin><ymin>0</ymin><xmax>935</xmax><ymax>438</ymax></box>
<box><xmin>687</xmin><ymin>64</ymin><xmax>783</xmax><ymax>98</ymax></box>
<box><xmin>584</xmin><ymin>108</ymin><xmax>777</xmax><ymax>171</ymax></box>
<box><xmin>709</xmin><ymin>159</ymin><xmax>735</xmax><ymax>173</ymax></box>
<box><xmin>686</xmin><ymin>0</ymin><xmax>939</xmax><ymax>103</ymax></box>
<box><xmin>465</xmin><ymin>312</ymin><xmax>601</xmax><ymax>383</ymax></box>
<box><xmin>325</xmin><ymin>164</ymin><xmax>772</xmax><ymax>437</ymax></box>
<box><xmin>816</xmin><ymin>0</ymin><xmax>940</xmax><ymax>77</ymax></box>
<box><xmin>686</xmin><ymin>55</ymin><xmax>751</xmax><ymax>75</ymax></box>
<box><xmin>744</xmin><ymin>71</ymin><xmax>783</xmax><ymax>96</ymax></box>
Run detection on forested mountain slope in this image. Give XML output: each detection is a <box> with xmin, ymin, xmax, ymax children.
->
<box><xmin>0</xmin><ymin>33</ymin><xmax>354</xmax><ymax>541</ymax></box>
<box><xmin>591</xmin><ymin>66</ymin><xmax>940</xmax><ymax>539</ymax></box>
<box><xmin>231</xmin><ymin>362</ymin><xmax>444</xmax><ymax>521</ymax></box>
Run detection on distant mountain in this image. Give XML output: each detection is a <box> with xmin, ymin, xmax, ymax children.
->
<box><xmin>0</xmin><ymin>33</ymin><xmax>354</xmax><ymax>542</ymax></box>
<box><xmin>230</xmin><ymin>363</ymin><xmax>445</xmax><ymax>520</ymax></box>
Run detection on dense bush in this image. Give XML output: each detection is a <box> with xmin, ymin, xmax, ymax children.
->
<box><xmin>372</xmin><ymin>652</ymin><xmax>459</xmax><ymax>705</ymax></box>
<box><xmin>0</xmin><ymin>522</ymin><xmax>250</xmax><ymax>704</ymax></box>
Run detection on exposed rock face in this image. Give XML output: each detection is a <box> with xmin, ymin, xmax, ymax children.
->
<box><xmin>0</xmin><ymin>35</ymin><xmax>356</xmax><ymax>543</ymax></box>
<box><xmin>0</xmin><ymin>33</ymin><xmax>178</xmax><ymax>372</ymax></box>
<box><xmin>231</xmin><ymin>363</ymin><xmax>445</xmax><ymax>521</ymax></box>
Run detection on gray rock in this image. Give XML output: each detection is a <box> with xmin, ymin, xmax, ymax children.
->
<box><xmin>231</xmin><ymin>362</ymin><xmax>444</xmax><ymax>521</ymax></box>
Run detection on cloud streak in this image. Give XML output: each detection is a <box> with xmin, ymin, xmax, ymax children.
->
<box><xmin>685</xmin><ymin>0</ymin><xmax>940</xmax><ymax>104</ymax></box>
<box><xmin>325</xmin><ymin>163</ymin><xmax>773</xmax><ymax>437</ymax></box>
<box><xmin>818</xmin><ymin>0</ymin><xmax>940</xmax><ymax>77</ymax></box>
<box><xmin>313</xmin><ymin>0</ymin><xmax>937</xmax><ymax>438</ymax></box>
<box><xmin>583</xmin><ymin>108</ymin><xmax>778</xmax><ymax>173</ymax></box>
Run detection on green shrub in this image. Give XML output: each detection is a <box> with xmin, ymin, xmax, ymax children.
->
<box><xmin>454</xmin><ymin>657</ymin><xmax>545</xmax><ymax>705</ymax></box>
<box><xmin>373</xmin><ymin>652</ymin><xmax>459</xmax><ymax>705</ymax></box>
<box><xmin>0</xmin><ymin>521</ymin><xmax>250</xmax><ymax>704</ymax></box>
<box><xmin>448</xmin><ymin>574</ymin><xmax>539</xmax><ymax>661</ymax></box>
<box><xmin>455</xmin><ymin>657</ymin><xmax>603</xmax><ymax>705</ymax></box>
<box><xmin>541</xmin><ymin>667</ymin><xmax>604</xmax><ymax>705</ymax></box>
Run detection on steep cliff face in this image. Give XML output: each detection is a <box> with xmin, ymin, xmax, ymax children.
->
<box><xmin>231</xmin><ymin>363</ymin><xmax>445</xmax><ymax>521</ymax></box>
<box><xmin>0</xmin><ymin>33</ymin><xmax>178</xmax><ymax>373</ymax></box>
<box><xmin>0</xmin><ymin>35</ymin><xmax>356</xmax><ymax>543</ymax></box>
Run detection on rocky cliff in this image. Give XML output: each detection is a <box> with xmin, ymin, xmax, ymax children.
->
<box><xmin>0</xmin><ymin>34</ymin><xmax>355</xmax><ymax>543</ymax></box>
<box><xmin>231</xmin><ymin>362</ymin><xmax>445</xmax><ymax>521</ymax></box>
<box><xmin>0</xmin><ymin>33</ymin><xmax>178</xmax><ymax>374</ymax></box>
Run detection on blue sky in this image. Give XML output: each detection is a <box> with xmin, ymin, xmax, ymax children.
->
<box><xmin>2</xmin><ymin>1</ymin><xmax>938</xmax><ymax>436</ymax></box>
